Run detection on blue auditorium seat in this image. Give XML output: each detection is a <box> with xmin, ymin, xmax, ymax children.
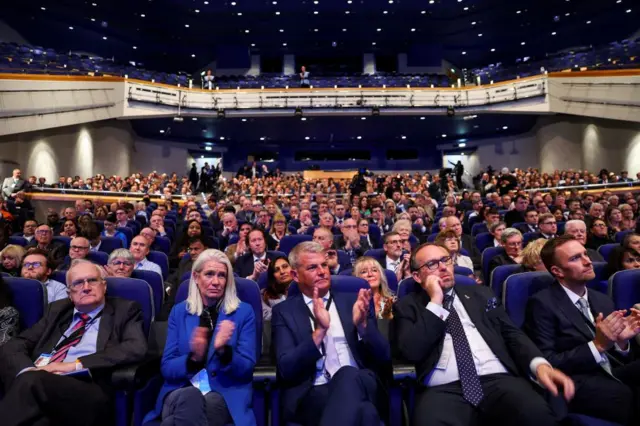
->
<box><xmin>117</xmin><ymin>227</ymin><xmax>133</xmax><ymax>245</ymax></box>
<box><xmin>146</xmin><ymin>251</ymin><xmax>169</xmax><ymax>280</ymax></box>
<box><xmin>99</xmin><ymin>236</ymin><xmax>125</xmax><ymax>254</ymax></box>
<box><xmin>363</xmin><ymin>248</ymin><xmax>385</xmax><ymax>263</ymax></box>
<box><xmin>87</xmin><ymin>251</ymin><xmax>109</xmax><ymax>266</ymax></box>
<box><xmin>368</xmin><ymin>224</ymin><xmax>383</xmax><ymax>248</ymax></box>
<box><xmin>522</xmin><ymin>232</ymin><xmax>537</xmax><ymax>247</ymax></box>
<box><xmin>481</xmin><ymin>246</ymin><xmax>505</xmax><ymax>284</ymax></box>
<box><xmin>8</xmin><ymin>236</ymin><xmax>27</xmax><ymax>246</ymax></box>
<box><xmin>338</xmin><ymin>268</ymin><xmax>399</xmax><ymax>293</ymax></box>
<box><xmin>490</xmin><ymin>264</ymin><xmax>523</xmax><ymax>300</ymax></box>
<box><xmin>615</xmin><ymin>230</ymin><xmax>632</xmax><ymax>244</ymax></box>
<box><xmin>278</xmin><ymin>234</ymin><xmax>312</xmax><ymax>255</ymax></box>
<box><xmin>151</xmin><ymin>236</ymin><xmax>171</xmax><ymax>255</ymax></box>
<box><xmin>131</xmin><ymin>269</ymin><xmax>164</xmax><ymax>316</ymax></box>
<box><xmin>502</xmin><ymin>272</ymin><xmax>555</xmax><ymax>328</ymax></box>
<box><xmin>587</xmin><ymin>262</ymin><xmax>609</xmax><ymax>294</ymax></box>
<box><xmin>50</xmin><ymin>270</ymin><xmax>67</xmax><ymax>284</ymax></box>
<box><xmin>453</xmin><ymin>266</ymin><xmax>473</xmax><ymax>276</ymax></box>
<box><xmin>427</xmin><ymin>233</ymin><xmax>437</xmax><ymax>242</ymax></box>
<box><xmin>53</xmin><ymin>236</ymin><xmax>71</xmax><ymax>247</ymax></box>
<box><xmin>106</xmin><ymin>277</ymin><xmax>154</xmax><ymax>336</ymax></box>
<box><xmin>598</xmin><ymin>244</ymin><xmax>619</xmax><ymax>262</ymax></box>
<box><xmin>5</xmin><ymin>277</ymin><xmax>46</xmax><ymax>329</ymax></box>
<box><xmin>287</xmin><ymin>275</ymin><xmax>370</xmax><ymax>297</ymax></box>
<box><xmin>471</xmin><ymin>223</ymin><xmax>488</xmax><ymax>236</ymax></box>
<box><xmin>475</xmin><ymin>232</ymin><xmax>494</xmax><ymax>253</ymax></box>
<box><xmin>608</xmin><ymin>269</ymin><xmax>640</xmax><ymax>311</ymax></box>
<box><xmin>397</xmin><ymin>275</ymin><xmax>476</xmax><ymax>299</ymax></box>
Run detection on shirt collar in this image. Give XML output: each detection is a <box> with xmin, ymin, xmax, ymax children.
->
<box><xmin>253</xmin><ymin>253</ymin><xmax>266</xmax><ymax>262</ymax></box>
<box><xmin>302</xmin><ymin>292</ymin><xmax>329</xmax><ymax>307</ymax></box>
<box><xmin>561</xmin><ymin>284</ymin><xmax>588</xmax><ymax>305</ymax></box>
<box><xmin>73</xmin><ymin>303</ymin><xmax>105</xmax><ymax>320</ymax></box>
<box><xmin>386</xmin><ymin>255</ymin><xmax>399</xmax><ymax>265</ymax></box>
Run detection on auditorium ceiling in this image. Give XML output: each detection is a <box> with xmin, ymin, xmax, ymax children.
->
<box><xmin>4</xmin><ymin>0</ymin><xmax>637</xmax><ymax>72</ymax></box>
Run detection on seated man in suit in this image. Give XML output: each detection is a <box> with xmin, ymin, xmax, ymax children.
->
<box><xmin>529</xmin><ymin>213</ymin><xmax>558</xmax><ymax>241</ymax></box>
<box><xmin>272</xmin><ymin>241</ymin><xmax>391</xmax><ymax>426</ymax></box>
<box><xmin>234</xmin><ymin>227</ymin><xmax>280</xmax><ymax>280</ymax></box>
<box><xmin>0</xmin><ymin>259</ymin><xmax>147</xmax><ymax>426</ymax></box>
<box><xmin>215</xmin><ymin>212</ymin><xmax>239</xmax><ymax>251</ymax></box>
<box><xmin>334</xmin><ymin>218</ymin><xmax>371</xmax><ymax>265</ymax></box>
<box><xmin>516</xmin><ymin>208</ymin><xmax>539</xmax><ymax>235</ymax></box>
<box><xmin>393</xmin><ymin>242</ymin><xmax>574</xmax><ymax>426</ymax></box>
<box><xmin>28</xmin><ymin>224</ymin><xmax>68</xmax><ymax>268</ymax></box>
<box><xmin>563</xmin><ymin>220</ymin><xmax>604</xmax><ymax>262</ymax></box>
<box><xmin>487</xmin><ymin>227</ymin><xmax>524</xmax><ymax>277</ymax></box>
<box><xmin>524</xmin><ymin>235</ymin><xmax>640</xmax><ymax>425</ymax></box>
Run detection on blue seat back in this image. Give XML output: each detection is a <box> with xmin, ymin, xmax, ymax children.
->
<box><xmin>522</xmin><ymin>232</ymin><xmax>537</xmax><ymax>247</ymax></box>
<box><xmin>481</xmin><ymin>246</ymin><xmax>505</xmax><ymax>284</ymax></box>
<box><xmin>490</xmin><ymin>264</ymin><xmax>523</xmax><ymax>300</ymax></box>
<box><xmin>50</xmin><ymin>270</ymin><xmax>67</xmax><ymax>284</ymax></box>
<box><xmin>288</xmin><ymin>275</ymin><xmax>371</xmax><ymax>297</ymax></box>
<box><xmin>338</xmin><ymin>268</ymin><xmax>398</xmax><ymax>293</ymax></box>
<box><xmin>147</xmin><ymin>251</ymin><xmax>169</xmax><ymax>280</ymax></box>
<box><xmin>5</xmin><ymin>277</ymin><xmax>46</xmax><ymax>329</ymax></box>
<box><xmin>363</xmin><ymin>248</ymin><xmax>385</xmax><ymax>263</ymax></box>
<box><xmin>152</xmin><ymin>237</ymin><xmax>171</xmax><ymax>255</ymax></box>
<box><xmin>175</xmin><ymin>277</ymin><xmax>262</xmax><ymax>360</ymax></box>
<box><xmin>397</xmin><ymin>275</ymin><xmax>476</xmax><ymax>299</ymax></box>
<box><xmin>368</xmin><ymin>224</ymin><xmax>382</xmax><ymax>247</ymax></box>
<box><xmin>8</xmin><ymin>236</ymin><xmax>27</xmax><ymax>246</ymax></box>
<box><xmin>475</xmin><ymin>232</ymin><xmax>494</xmax><ymax>253</ymax></box>
<box><xmin>99</xmin><ymin>236</ymin><xmax>124</xmax><ymax>254</ymax></box>
<box><xmin>587</xmin><ymin>262</ymin><xmax>609</xmax><ymax>294</ymax></box>
<box><xmin>557</xmin><ymin>221</ymin><xmax>565</xmax><ymax>235</ymax></box>
<box><xmin>53</xmin><ymin>236</ymin><xmax>71</xmax><ymax>247</ymax></box>
<box><xmin>117</xmin><ymin>227</ymin><xmax>133</xmax><ymax>245</ymax></box>
<box><xmin>598</xmin><ymin>243</ymin><xmax>619</xmax><ymax>262</ymax></box>
<box><xmin>336</xmin><ymin>250</ymin><xmax>352</xmax><ymax>270</ymax></box>
<box><xmin>106</xmin><ymin>277</ymin><xmax>154</xmax><ymax>336</ymax></box>
<box><xmin>87</xmin><ymin>251</ymin><xmax>109</xmax><ymax>266</ymax></box>
<box><xmin>615</xmin><ymin>230</ymin><xmax>633</xmax><ymax>244</ymax></box>
<box><xmin>608</xmin><ymin>269</ymin><xmax>640</xmax><ymax>311</ymax></box>
<box><xmin>427</xmin><ymin>233</ymin><xmax>438</xmax><ymax>242</ymax></box>
<box><xmin>471</xmin><ymin>223</ymin><xmax>488</xmax><ymax>237</ymax></box>
<box><xmin>454</xmin><ymin>266</ymin><xmax>473</xmax><ymax>276</ymax></box>
<box><xmin>131</xmin><ymin>269</ymin><xmax>164</xmax><ymax>316</ymax></box>
<box><xmin>503</xmin><ymin>272</ymin><xmax>554</xmax><ymax>328</ymax></box>
<box><xmin>278</xmin><ymin>235</ymin><xmax>312</xmax><ymax>256</ymax></box>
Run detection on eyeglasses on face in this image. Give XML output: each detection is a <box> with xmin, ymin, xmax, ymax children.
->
<box><xmin>110</xmin><ymin>260</ymin><xmax>133</xmax><ymax>267</ymax></box>
<box><xmin>23</xmin><ymin>261</ymin><xmax>44</xmax><ymax>269</ymax></box>
<box><xmin>415</xmin><ymin>256</ymin><xmax>453</xmax><ymax>271</ymax></box>
<box><xmin>69</xmin><ymin>277</ymin><xmax>102</xmax><ymax>289</ymax></box>
<box><xmin>70</xmin><ymin>245</ymin><xmax>90</xmax><ymax>251</ymax></box>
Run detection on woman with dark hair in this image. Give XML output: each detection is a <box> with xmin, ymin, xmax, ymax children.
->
<box><xmin>261</xmin><ymin>256</ymin><xmax>292</xmax><ymax>321</ymax></box>
<box><xmin>605</xmin><ymin>206</ymin><xmax>623</xmax><ymax>239</ymax></box>
<box><xmin>622</xmin><ymin>232</ymin><xmax>640</xmax><ymax>252</ymax></box>
<box><xmin>169</xmin><ymin>219</ymin><xmax>210</xmax><ymax>267</ymax></box>
<box><xmin>0</xmin><ymin>274</ymin><xmax>19</xmax><ymax>346</ymax></box>
<box><xmin>607</xmin><ymin>245</ymin><xmax>640</xmax><ymax>275</ymax></box>
<box><xmin>59</xmin><ymin>219</ymin><xmax>78</xmax><ymax>238</ymax></box>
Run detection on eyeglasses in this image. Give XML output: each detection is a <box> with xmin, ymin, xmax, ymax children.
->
<box><xmin>593</xmin><ymin>223</ymin><xmax>607</xmax><ymax>228</ymax></box>
<box><xmin>416</xmin><ymin>256</ymin><xmax>453</xmax><ymax>271</ymax></box>
<box><xmin>274</xmin><ymin>220</ymin><xmax>286</xmax><ymax>225</ymax></box>
<box><xmin>110</xmin><ymin>260</ymin><xmax>133</xmax><ymax>267</ymax></box>
<box><xmin>23</xmin><ymin>261</ymin><xmax>44</xmax><ymax>269</ymax></box>
<box><xmin>326</xmin><ymin>250</ymin><xmax>337</xmax><ymax>257</ymax></box>
<box><xmin>36</xmin><ymin>230</ymin><xmax>51</xmax><ymax>235</ymax></box>
<box><xmin>69</xmin><ymin>277</ymin><xmax>102</xmax><ymax>289</ymax></box>
<box><xmin>70</xmin><ymin>245</ymin><xmax>90</xmax><ymax>251</ymax></box>
<box><xmin>342</xmin><ymin>225</ymin><xmax>357</xmax><ymax>229</ymax></box>
<box><xmin>542</xmin><ymin>221</ymin><xmax>557</xmax><ymax>226</ymax></box>
<box><xmin>187</xmin><ymin>246</ymin><xmax>204</xmax><ymax>252</ymax></box>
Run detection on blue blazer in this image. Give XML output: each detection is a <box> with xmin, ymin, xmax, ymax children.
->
<box><xmin>144</xmin><ymin>301</ymin><xmax>257</xmax><ymax>426</ymax></box>
<box><xmin>272</xmin><ymin>291</ymin><xmax>391</xmax><ymax>422</ymax></box>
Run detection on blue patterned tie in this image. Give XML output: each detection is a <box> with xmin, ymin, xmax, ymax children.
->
<box><xmin>443</xmin><ymin>293</ymin><xmax>484</xmax><ymax>407</ymax></box>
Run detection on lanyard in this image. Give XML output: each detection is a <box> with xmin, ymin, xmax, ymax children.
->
<box><xmin>53</xmin><ymin>311</ymin><xmax>103</xmax><ymax>352</ymax></box>
<box><xmin>307</xmin><ymin>294</ymin><xmax>333</xmax><ymax>356</ymax></box>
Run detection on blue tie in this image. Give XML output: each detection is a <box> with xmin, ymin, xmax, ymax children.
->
<box><xmin>443</xmin><ymin>293</ymin><xmax>484</xmax><ymax>407</ymax></box>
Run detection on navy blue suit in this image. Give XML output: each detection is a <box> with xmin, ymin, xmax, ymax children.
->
<box><xmin>272</xmin><ymin>290</ymin><xmax>391</xmax><ymax>426</ymax></box>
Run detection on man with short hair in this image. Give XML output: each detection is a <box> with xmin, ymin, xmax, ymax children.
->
<box><xmin>530</xmin><ymin>213</ymin><xmax>558</xmax><ymax>241</ymax></box>
<box><xmin>334</xmin><ymin>218</ymin><xmax>370</xmax><ymax>265</ymax></box>
<box><xmin>524</xmin><ymin>235</ymin><xmax>640</xmax><ymax>425</ymax></box>
<box><xmin>2</xmin><ymin>169</ymin><xmax>25</xmax><ymax>199</ymax></box>
<box><xmin>234</xmin><ymin>228</ymin><xmax>280</xmax><ymax>280</ymax></box>
<box><xmin>585</xmin><ymin>203</ymin><xmax>604</xmax><ymax>229</ymax></box>
<box><xmin>563</xmin><ymin>220</ymin><xmax>604</xmax><ymax>262</ymax></box>
<box><xmin>63</xmin><ymin>207</ymin><xmax>77</xmax><ymax>221</ymax></box>
<box><xmin>272</xmin><ymin>241</ymin><xmax>391</xmax><ymax>426</ymax></box>
<box><xmin>27</xmin><ymin>224</ymin><xmax>68</xmax><ymax>267</ymax></box>
<box><xmin>394</xmin><ymin>243</ymin><xmax>574</xmax><ymax>426</ymax></box>
<box><xmin>334</xmin><ymin>204</ymin><xmax>347</xmax><ymax>226</ymax></box>
<box><xmin>319</xmin><ymin>213</ymin><xmax>335</xmax><ymax>231</ymax></box>
<box><xmin>504</xmin><ymin>194</ymin><xmax>529</xmax><ymax>227</ymax></box>
<box><xmin>22</xmin><ymin>220</ymin><xmax>37</xmax><ymax>243</ymax></box>
<box><xmin>236</xmin><ymin>199</ymin><xmax>255</xmax><ymax>224</ymax></box>
<box><xmin>129</xmin><ymin>236</ymin><xmax>163</xmax><ymax>278</ymax></box>
<box><xmin>0</xmin><ymin>260</ymin><xmax>147</xmax><ymax>425</ymax></box>
<box><xmin>21</xmin><ymin>249</ymin><xmax>67</xmax><ymax>303</ymax></box>
<box><xmin>58</xmin><ymin>236</ymin><xmax>91</xmax><ymax>270</ymax></box>
<box><xmin>516</xmin><ymin>209</ymin><xmax>539</xmax><ymax>234</ymax></box>
<box><xmin>106</xmin><ymin>248</ymin><xmax>135</xmax><ymax>278</ymax></box>
<box><xmin>149</xmin><ymin>214</ymin><xmax>167</xmax><ymax>238</ymax></box>
<box><xmin>186</xmin><ymin>209</ymin><xmax>202</xmax><ymax>223</ymax></box>
<box><xmin>382</xmin><ymin>231</ymin><xmax>410</xmax><ymax>281</ymax></box>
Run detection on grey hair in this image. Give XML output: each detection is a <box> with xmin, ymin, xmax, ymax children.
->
<box><xmin>392</xmin><ymin>219</ymin><xmax>412</xmax><ymax>233</ymax></box>
<box><xmin>353</xmin><ymin>257</ymin><xmax>393</xmax><ymax>298</ymax></box>
<box><xmin>489</xmin><ymin>221</ymin><xmax>506</xmax><ymax>234</ymax></box>
<box><xmin>108</xmin><ymin>248</ymin><xmax>134</xmax><ymax>264</ymax></box>
<box><xmin>186</xmin><ymin>249</ymin><xmax>240</xmax><ymax>316</ymax></box>
<box><xmin>66</xmin><ymin>259</ymin><xmax>105</xmax><ymax>287</ymax></box>
<box><xmin>564</xmin><ymin>220</ymin><xmax>586</xmax><ymax>231</ymax></box>
<box><xmin>500</xmin><ymin>228</ymin><xmax>522</xmax><ymax>244</ymax></box>
<box><xmin>289</xmin><ymin>241</ymin><xmax>325</xmax><ymax>270</ymax></box>
<box><xmin>589</xmin><ymin>203</ymin><xmax>603</xmax><ymax>213</ymax></box>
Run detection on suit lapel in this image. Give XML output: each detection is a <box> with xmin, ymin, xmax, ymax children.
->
<box><xmin>96</xmin><ymin>302</ymin><xmax>115</xmax><ymax>351</ymax></box>
<box><xmin>292</xmin><ymin>294</ymin><xmax>314</xmax><ymax>337</ymax></box>
<box><xmin>44</xmin><ymin>303</ymin><xmax>74</xmax><ymax>353</ymax></box>
<box><xmin>551</xmin><ymin>283</ymin><xmax>594</xmax><ymax>341</ymax></box>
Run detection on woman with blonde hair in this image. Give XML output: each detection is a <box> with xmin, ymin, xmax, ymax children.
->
<box><xmin>353</xmin><ymin>256</ymin><xmax>397</xmax><ymax>319</ymax></box>
<box><xmin>267</xmin><ymin>212</ymin><xmax>289</xmax><ymax>251</ymax></box>
<box><xmin>0</xmin><ymin>244</ymin><xmax>26</xmax><ymax>277</ymax></box>
<box><xmin>520</xmin><ymin>238</ymin><xmax>548</xmax><ymax>272</ymax></box>
<box><xmin>145</xmin><ymin>249</ymin><xmax>257</xmax><ymax>426</ymax></box>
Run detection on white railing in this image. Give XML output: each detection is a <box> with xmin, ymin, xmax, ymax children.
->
<box><xmin>125</xmin><ymin>76</ymin><xmax>547</xmax><ymax>111</ymax></box>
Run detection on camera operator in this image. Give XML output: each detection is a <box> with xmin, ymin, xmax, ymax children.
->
<box><xmin>349</xmin><ymin>168</ymin><xmax>371</xmax><ymax>202</ymax></box>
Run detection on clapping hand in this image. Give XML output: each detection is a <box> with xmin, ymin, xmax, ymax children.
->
<box><xmin>214</xmin><ymin>320</ymin><xmax>235</xmax><ymax>351</ymax></box>
<box><xmin>190</xmin><ymin>326</ymin><xmax>209</xmax><ymax>362</ymax></box>
<box><xmin>312</xmin><ymin>285</ymin><xmax>331</xmax><ymax>330</ymax></box>
<box><xmin>594</xmin><ymin>311</ymin><xmax>626</xmax><ymax>352</ymax></box>
<box><xmin>616</xmin><ymin>309</ymin><xmax>640</xmax><ymax>347</ymax></box>
<box><xmin>352</xmin><ymin>288</ymin><xmax>372</xmax><ymax>332</ymax></box>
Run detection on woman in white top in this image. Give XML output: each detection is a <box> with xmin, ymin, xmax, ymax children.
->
<box><xmin>435</xmin><ymin>230</ymin><xmax>475</xmax><ymax>271</ymax></box>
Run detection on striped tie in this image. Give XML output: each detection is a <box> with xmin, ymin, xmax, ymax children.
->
<box><xmin>50</xmin><ymin>313</ymin><xmax>90</xmax><ymax>364</ymax></box>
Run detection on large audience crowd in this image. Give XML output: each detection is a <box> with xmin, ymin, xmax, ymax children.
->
<box><xmin>0</xmin><ymin>164</ymin><xmax>640</xmax><ymax>425</ymax></box>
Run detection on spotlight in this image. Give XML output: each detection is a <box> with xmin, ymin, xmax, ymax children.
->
<box><xmin>294</xmin><ymin>107</ymin><xmax>303</xmax><ymax>117</ymax></box>
<box><xmin>372</xmin><ymin>107</ymin><xmax>380</xmax><ymax>116</ymax></box>
<box><xmin>217</xmin><ymin>109</ymin><xmax>226</xmax><ymax>119</ymax></box>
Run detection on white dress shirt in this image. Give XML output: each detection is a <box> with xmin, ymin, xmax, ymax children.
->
<box><xmin>560</xmin><ymin>285</ymin><xmax>629</xmax><ymax>365</ymax></box>
<box><xmin>302</xmin><ymin>293</ymin><xmax>358</xmax><ymax>386</ymax></box>
<box><xmin>135</xmin><ymin>258</ymin><xmax>163</xmax><ymax>278</ymax></box>
<box><xmin>424</xmin><ymin>290</ymin><xmax>548</xmax><ymax>386</ymax></box>
<box><xmin>386</xmin><ymin>255</ymin><xmax>401</xmax><ymax>272</ymax></box>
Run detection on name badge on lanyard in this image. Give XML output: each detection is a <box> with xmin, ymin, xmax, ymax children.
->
<box><xmin>34</xmin><ymin>353</ymin><xmax>52</xmax><ymax>367</ymax></box>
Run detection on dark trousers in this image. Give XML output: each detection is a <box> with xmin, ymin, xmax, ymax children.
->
<box><xmin>413</xmin><ymin>373</ymin><xmax>557</xmax><ymax>426</ymax></box>
<box><xmin>294</xmin><ymin>366</ymin><xmax>379</xmax><ymax>426</ymax></box>
<box><xmin>0</xmin><ymin>370</ymin><xmax>111</xmax><ymax>426</ymax></box>
<box><xmin>161</xmin><ymin>386</ymin><xmax>233</xmax><ymax>426</ymax></box>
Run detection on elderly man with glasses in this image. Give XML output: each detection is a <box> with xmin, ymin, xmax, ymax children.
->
<box><xmin>57</xmin><ymin>236</ymin><xmax>91</xmax><ymax>271</ymax></box>
<box><xmin>564</xmin><ymin>220</ymin><xmax>604</xmax><ymax>262</ymax></box>
<box><xmin>0</xmin><ymin>259</ymin><xmax>147</xmax><ymax>426</ymax></box>
<box><xmin>27</xmin><ymin>224</ymin><xmax>68</xmax><ymax>268</ymax></box>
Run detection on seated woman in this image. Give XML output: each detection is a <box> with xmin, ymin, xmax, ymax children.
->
<box><xmin>605</xmin><ymin>206</ymin><xmax>623</xmax><ymax>239</ymax></box>
<box><xmin>435</xmin><ymin>230</ymin><xmax>474</xmax><ymax>271</ymax></box>
<box><xmin>520</xmin><ymin>238</ymin><xmax>548</xmax><ymax>272</ymax></box>
<box><xmin>0</xmin><ymin>244</ymin><xmax>26</xmax><ymax>277</ymax></box>
<box><xmin>619</xmin><ymin>204</ymin><xmax>636</xmax><ymax>231</ymax></box>
<box><xmin>488</xmin><ymin>221</ymin><xmax>506</xmax><ymax>248</ymax></box>
<box><xmin>607</xmin><ymin>245</ymin><xmax>640</xmax><ymax>275</ymax></box>
<box><xmin>357</xmin><ymin>218</ymin><xmax>375</xmax><ymax>248</ymax></box>
<box><xmin>353</xmin><ymin>256</ymin><xmax>396</xmax><ymax>319</ymax></box>
<box><xmin>59</xmin><ymin>219</ymin><xmax>78</xmax><ymax>238</ymax></box>
<box><xmin>261</xmin><ymin>256</ymin><xmax>293</xmax><ymax>321</ymax></box>
<box><xmin>349</xmin><ymin>206</ymin><xmax>362</xmax><ymax>223</ymax></box>
<box><xmin>622</xmin><ymin>232</ymin><xmax>640</xmax><ymax>252</ymax></box>
<box><xmin>267</xmin><ymin>213</ymin><xmax>288</xmax><ymax>251</ymax></box>
<box><xmin>0</xmin><ymin>274</ymin><xmax>18</xmax><ymax>346</ymax></box>
<box><xmin>586</xmin><ymin>219</ymin><xmax>613</xmax><ymax>251</ymax></box>
<box><xmin>170</xmin><ymin>219</ymin><xmax>211</xmax><ymax>268</ymax></box>
<box><xmin>488</xmin><ymin>228</ymin><xmax>524</xmax><ymax>276</ymax></box>
<box><xmin>144</xmin><ymin>249</ymin><xmax>256</xmax><ymax>426</ymax></box>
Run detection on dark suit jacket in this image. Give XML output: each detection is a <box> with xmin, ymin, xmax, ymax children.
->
<box><xmin>523</xmin><ymin>281</ymin><xmax>632</xmax><ymax>376</ymax></box>
<box><xmin>272</xmin><ymin>290</ymin><xmax>391</xmax><ymax>422</ymax></box>
<box><xmin>27</xmin><ymin>240</ymin><xmax>69</xmax><ymax>268</ymax></box>
<box><xmin>234</xmin><ymin>251</ymin><xmax>281</xmax><ymax>278</ymax></box>
<box><xmin>516</xmin><ymin>224</ymin><xmax>538</xmax><ymax>234</ymax></box>
<box><xmin>460</xmin><ymin>234</ymin><xmax>480</xmax><ymax>270</ymax></box>
<box><xmin>0</xmin><ymin>297</ymin><xmax>147</xmax><ymax>393</ymax></box>
<box><xmin>236</xmin><ymin>211</ymin><xmax>255</xmax><ymax>224</ymax></box>
<box><xmin>488</xmin><ymin>253</ymin><xmax>518</xmax><ymax>278</ymax></box>
<box><xmin>393</xmin><ymin>285</ymin><xmax>543</xmax><ymax>384</ymax></box>
<box><xmin>504</xmin><ymin>210</ymin><xmax>526</xmax><ymax>228</ymax></box>
<box><xmin>529</xmin><ymin>232</ymin><xmax>556</xmax><ymax>242</ymax></box>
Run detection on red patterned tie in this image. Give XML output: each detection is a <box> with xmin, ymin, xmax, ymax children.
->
<box><xmin>50</xmin><ymin>313</ymin><xmax>91</xmax><ymax>363</ymax></box>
